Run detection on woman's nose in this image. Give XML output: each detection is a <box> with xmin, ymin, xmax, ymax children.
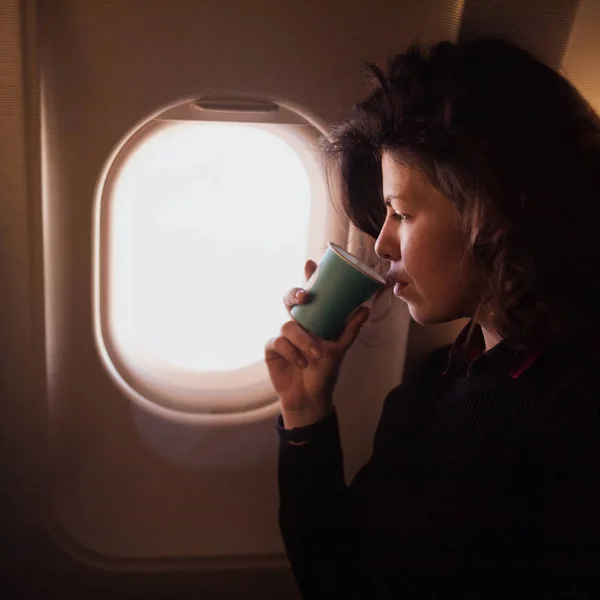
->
<box><xmin>374</xmin><ymin>224</ymin><xmax>398</xmax><ymax>262</ymax></box>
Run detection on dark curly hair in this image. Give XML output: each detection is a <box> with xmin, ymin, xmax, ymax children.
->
<box><xmin>322</xmin><ymin>38</ymin><xmax>600</xmax><ymax>351</ymax></box>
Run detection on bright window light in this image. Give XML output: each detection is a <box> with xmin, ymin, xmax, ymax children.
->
<box><xmin>107</xmin><ymin>122</ymin><xmax>313</xmax><ymax>374</ymax></box>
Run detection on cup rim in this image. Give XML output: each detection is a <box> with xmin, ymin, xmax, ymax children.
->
<box><xmin>328</xmin><ymin>242</ymin><xmax>386</xmax><ymax>284</ymax></box>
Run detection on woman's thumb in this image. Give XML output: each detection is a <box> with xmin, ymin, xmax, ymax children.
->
<box><xmin>336</xmin><ymin>306</ymin><xmax>371</xmax><ymax>350</ymax></box>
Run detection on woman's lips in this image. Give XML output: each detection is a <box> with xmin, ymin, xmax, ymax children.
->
<box><xmin>393</xmin><ymin>282</ymin><xmax>408</xmax><ymax>296</ymax></box>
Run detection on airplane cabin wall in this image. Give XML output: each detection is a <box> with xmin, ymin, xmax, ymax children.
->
<box><xmin>3</xmin><ymin>0</ymin><xmax>600</xmax><ymax>597</ymax></box>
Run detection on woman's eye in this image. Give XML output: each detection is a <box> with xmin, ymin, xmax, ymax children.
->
<box><xmin>391</xmin><ymin>212</ymin><xmax>407</xmax><ymax>222</ymax></box>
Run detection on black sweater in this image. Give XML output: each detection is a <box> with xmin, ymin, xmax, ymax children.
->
<box><xmin>277</xmin><ymin>338</ymin><xmax>600</xmax><ymax>599</ymax></box>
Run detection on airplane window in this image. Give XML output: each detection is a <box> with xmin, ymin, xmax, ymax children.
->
<box><xmin>96</xmin><ymin>116</ymin><xmax>326</xmax><ymax>418</ymax></box>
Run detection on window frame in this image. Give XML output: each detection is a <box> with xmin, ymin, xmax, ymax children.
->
<box><xmin>92</xmin><ymin>98</ymin><xmax>343</xmax><ymax>423</ymax></box>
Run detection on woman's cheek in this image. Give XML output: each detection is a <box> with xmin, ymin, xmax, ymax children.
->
<box><xmin>400</xmin><ymin>233</ymin><xmax>417</xmax><ymax>279</ymax></box>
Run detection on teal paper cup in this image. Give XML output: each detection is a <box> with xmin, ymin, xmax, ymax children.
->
<box><xmin>290</xmin><ymin>242</ymin><xmax>386</xmax><ymax>341</ymax></box>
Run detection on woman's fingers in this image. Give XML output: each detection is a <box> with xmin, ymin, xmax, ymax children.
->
<box><xmin>264</xmin><ymin>319</ymin><xmax>324</xmax><ymax>369</ymax></box>
<box><xmin>264</xmin><ymin>335</ymin><xmax>309</xmax><ymax>369</ymax></box>
<box><xmin>282</xmin><ymin>260</ymin><xmax>318</xmax><ymax>314</ymax></box>
<box><xmin>304</xmin><ymin>259</ymin><xmax>317</xmax><ymax>284</ymax></box>
<box><xmin>279</xmin><ymin>320</ymin><xmax>323</xmax><ymax>362</ymax></box>
<box><xmin>283</xmin><ymin>287</ymin><xmax>311</xmax><ymax>314</ymax></box>
<box><xmin>332</xmin><ymin>305</ymin><xmax>371</xmax><ymax>351</ymax></box>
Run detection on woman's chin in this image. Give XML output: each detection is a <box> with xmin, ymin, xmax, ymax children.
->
<box><xmin>407</xmin><ymin>304</ymin><xmax>460</xmax><ymax>326</ymax></box>
<box><xmin>406</xmin><ymin>304</ymin><xmax>429</xmax><ymax>325</ymax></box>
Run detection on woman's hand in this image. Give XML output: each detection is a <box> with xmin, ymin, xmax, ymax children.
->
<box><xmin>264</xmin><ymin>259</ymin><xmax>371</xmax><ymax>429</ymax></box>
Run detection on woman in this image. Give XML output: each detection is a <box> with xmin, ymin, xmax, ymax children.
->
<box><xmin>264</xmin><ymin>38</ymin><xmax>600</xmax><ymax>599</ymax></box>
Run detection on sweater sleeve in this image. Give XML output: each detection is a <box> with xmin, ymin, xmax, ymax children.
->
<box><xmin>277</xmin><ymin>409</ymin><xmax>369</xmax><ymax>600</ymax></box>
<box><xmin>516</xmin><ymin>372</ymin><xmax>600</xmax><ymax>597</ymax></box>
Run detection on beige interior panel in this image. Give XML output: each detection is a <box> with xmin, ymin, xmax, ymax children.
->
<box><xmin>5</xmin><ymin>0</ymin><xmax>598</xmax><ymax>595</ymax></box>
<box><xmin>562</xmin><ymin>0</ymin><xmax>600</xmax><ymax>113</ymax></box>
<box><xmin>35</xmin><ymin>0</ymin><xmax>463</xmax><ymax>565</ymax></box>
<box><xmin>459</xmin><ymin>0</ymin><xmax>581</xmax><ymax>68</ymax></box>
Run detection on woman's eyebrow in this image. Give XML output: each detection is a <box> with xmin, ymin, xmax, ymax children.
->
<box><xmin>384</xmin><ymin>194</ymin><xmax>403</xmax><ymax>207</ymax></box>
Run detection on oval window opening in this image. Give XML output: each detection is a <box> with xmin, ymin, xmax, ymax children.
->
<box><xmin>96</xmin><ymin>106</ymin><xmax>329</xmax><ymax>418</ymax></box>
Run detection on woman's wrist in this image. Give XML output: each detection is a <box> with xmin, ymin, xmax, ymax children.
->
<box><xmin>280</xmin><ymin>402</ymin><xmax>333</xmax><ymax>430</ymax></box>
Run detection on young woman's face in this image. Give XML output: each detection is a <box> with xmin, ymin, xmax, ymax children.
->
<box><xmin>374</xmin><ymin>153</ymin><xmax>479</xmax><ymax>324</ymax></box>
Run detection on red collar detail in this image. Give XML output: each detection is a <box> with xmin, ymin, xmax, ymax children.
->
<box><xmin>442</xmin><ymin>321</ymin><xmax>546</xmax><ymax>379</ymax></box>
